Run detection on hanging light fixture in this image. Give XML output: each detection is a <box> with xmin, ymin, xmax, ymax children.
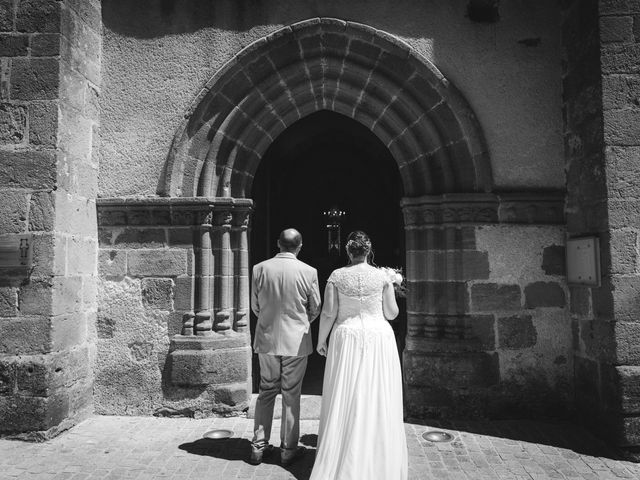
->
<box><xmin>323</xmin><ymin>206</ymin><xmax>346</xmax><ymax>254</ymax></box>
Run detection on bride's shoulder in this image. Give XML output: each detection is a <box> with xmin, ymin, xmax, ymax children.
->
<box><xmin>327</xmin><ymin>267</ymin><xmax>346</xmax><ymax>282</ymax></box>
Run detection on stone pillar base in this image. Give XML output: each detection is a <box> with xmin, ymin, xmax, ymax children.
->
<box><xmin>168</xmin><ymin>334</ymin><xmax>251</xmax><ymax>414</ymax></box>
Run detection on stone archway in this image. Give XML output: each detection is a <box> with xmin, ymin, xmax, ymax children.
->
<box><xmin>160</xmin><ymin>17</ymin><xmax>503</xmax><ymax>416</ymax></box>
<box><xmin>162</xmin><ymin>18</ymin><xmax>492</xmax><ymax>199</ymax></box>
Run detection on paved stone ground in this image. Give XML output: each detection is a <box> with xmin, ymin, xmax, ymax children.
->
<box><xmin>1</xmin><ymin>415</ymin><xmax>639</xmax><ymax>479</ymax></box>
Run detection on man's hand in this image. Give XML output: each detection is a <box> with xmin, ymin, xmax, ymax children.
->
<box><xmin>317</xmin><ymin>342</ymin><xmax>327</xmax><ymax>356</ymax></box>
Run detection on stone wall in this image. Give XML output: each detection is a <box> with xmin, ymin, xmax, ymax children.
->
<box><xmin>0</xmin><ymin>0</ymin><xmax>101</xmax><ymax>438</ymax></box>
<box><xmin>402</xmin><ymin>194</ymin><xmax>570</xmax><ymax>419</ymax></box>
<box><xmin>96</xmin><ymin>199</ymin><xmax>252</xmax><ymax>416</ymax></box>
<box><xmin>98</xmin><ymin>0</ymin><xmax>564</xmax><ymax>197</ymax></box>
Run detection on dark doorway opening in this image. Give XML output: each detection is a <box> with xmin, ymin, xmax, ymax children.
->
<box><xmin>250</xmin><ymin>110</ymin><xmax>405</xmax><ymax>394</ymax></box>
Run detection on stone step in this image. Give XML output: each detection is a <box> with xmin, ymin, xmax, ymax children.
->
<box><xmin>246</xmin><ymin>394</ymin><xmax>322</xmax><ymax>420</ymax></box>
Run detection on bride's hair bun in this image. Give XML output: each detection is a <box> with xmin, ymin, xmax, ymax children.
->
<box><xmin>346</xmin><ymin>230</ymin><xmax>372</xmax><ymax>257</ymax></box>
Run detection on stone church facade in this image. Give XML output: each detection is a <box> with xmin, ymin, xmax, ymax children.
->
<box><xmin>1</xmin><ymin>0</ymin><xmax>640</xmax><ymax>455</ymax></box>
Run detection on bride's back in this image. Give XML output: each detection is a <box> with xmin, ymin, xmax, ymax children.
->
<box><xmin>328</xmin><ymin>264</ymin><xmax>387</xmax><ymax>323</ymax></box>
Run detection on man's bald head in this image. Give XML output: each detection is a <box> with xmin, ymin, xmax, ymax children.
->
<box><xmin>278</xmin><ymin>228</ymin><xmax>303</xmax><ymax>253</ymax></box>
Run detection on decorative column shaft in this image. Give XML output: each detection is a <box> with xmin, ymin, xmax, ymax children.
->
<box><xmin>194</xmin><ymin>210</ymin><xmax>214</xmax><ymax>336</ymax></box>
<box><xmin>213</xmin><ymin>211</ymin><xmax>233</xmax><ymax>331</ymax></box>
<box><xmin>233</xmin><ymin>209</ymin><xmax>251</xmax><ymax>332</ymax></box>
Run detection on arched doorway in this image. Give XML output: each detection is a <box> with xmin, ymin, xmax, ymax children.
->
<box><xmin>163</xmin><ymin>18</ymin><xmax>496</xmax><ymax>418</ymax></box>
<box><xmin>250</xmin><ymin>110</ymin><xmax>405</xmax><ymax>393</ymax></box>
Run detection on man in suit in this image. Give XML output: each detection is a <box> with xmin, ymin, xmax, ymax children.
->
<box><xmin>250</xmin><ymin>228</ymin><xmax>321</xmax><ymax>466</ymax></box>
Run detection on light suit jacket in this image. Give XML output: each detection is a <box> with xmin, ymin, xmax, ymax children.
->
<box><xmin>251</xmin><ymin>252</ymin><xmax>321</xmax><ymax>356</ymax></box>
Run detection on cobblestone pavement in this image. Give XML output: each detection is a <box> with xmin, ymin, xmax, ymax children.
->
<box><xmin>0</xmin><ymin>415</ymin><xmax>639</xmax><ymax>479</ymax></box>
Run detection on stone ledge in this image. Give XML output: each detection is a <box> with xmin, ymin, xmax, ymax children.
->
<box><xmin>401</xmin><ymin>192</ymin><xmax>565</xmax><ymax>226</ymax></box>
<box><xmin>97</xmin><ymin>197</ymin><xmax>253</xmax><ymax>227</ymax></box>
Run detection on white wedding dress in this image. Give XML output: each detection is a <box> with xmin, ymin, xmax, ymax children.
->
<box><xmin>310</xmin><ymin>265</ymin><xmax>408</xmax><ymax>480</ymax></box>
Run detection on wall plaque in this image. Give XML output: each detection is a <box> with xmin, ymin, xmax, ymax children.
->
<box><xmin>566</xmin><ymin>236</ymin><xmax>600</xmax><ymax>287</ymax></box>
<box><xmin>0</xmin><ymin>234</ymin><xmax>33</xmax><ymax>269</ymax></box>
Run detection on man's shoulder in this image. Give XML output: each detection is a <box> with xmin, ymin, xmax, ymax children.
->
<box><xmin>294</xmin><ymin>259</ymin><xmax>317</xmax><ymax>275</ymax></box>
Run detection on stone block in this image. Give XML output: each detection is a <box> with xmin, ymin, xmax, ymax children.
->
<box><xmin>0</xmin><ymin>0</ymin><xmax>13</xmax><ymax>31</ymax></box>
<box><xmin>19</xmin><ymin>279</ymin><xmax>52</xmax><ymax>315</ymax></box>
<box><xmin>0</xmin><ymin>34</ymin><xmax>29</xmax><ymax>56</ymax></box>
<box><xmin>0</xmin><ymin>103</ymin><xmax>27</xmax><ymax>144</ymax></box>
<box><xmin>21</xmin><ymin>276</ymin><xmax>82</xmax><ymax>316</ymax></box>
<box><xmin>0</xmin><ymin>287</ymin><xmax>18</xmax><ymax>316</ymax></box>
<box><xmin>169</xmin><ymin>346</ymin><xmax>251</xmax><ymax>386</ymax></box>
<box><xmin>168</xmin><ymin>227</ymin><xmax>194</xmax><ymax>246</ymax></box>
<box><xmin>11</xmin><ymin>58</ymin><xmax>59</xmax><ymax>100</ymax></box>
<box><xmin>141</xmin><ymin>278</ymin><xmax>173</xmax><ymax>310</ymax></box>
<box><xmin>606</xmin><ymin>365</ymin><xmax>640</xmax><ymax>414</ymax></box>
<box><xmin>0</xmin><ymin>359</ymin><xmax>15</xmax><ymax>395</ymax></box>
<box><xmin>407</xmin><ymin>281</ymin><xmax>469</xmax><ymax>314</ymax></box>
<box><xmin>467</xmin><ymin>314</ymin><xmax>495</xmax><ymax>350</ymax></box>
<box><xmin>524</xmin><ymin>282</ymin><xmax>566</xmax><ymax>308</ymax></box>
<box><xmin>542</xmin><ymin>245</ymin><xmax>566</xmax><ymax>276</ymax></box>
<box><xmin>31</xmin><ymin>33</ymin><xmax>60</xmax><ymax>56</ymax></box>
<box><xmin>173</xmin><ymin>276</ymin><xmax>193</xmax><ymax>311</ymax></box>
<box><xmin>605</xmin><ymin>109</ymin><xmax>640</xmax><ymax>146</ymax></box>
<box><xmin>29</xmin><ymin>101</ymin><xmax>58</xmax><ymax>146</ymax></box>
<box><xmin>612</xmin><ymin>276</ymin><xmax>640</xmax><ymax>321</ymax></box>
<box><xmin>600</xmin><ymin>15</ymin><xmax>634</xmax><ymax>43</ymax></box>
<box><xmin>50</xmin><ymin>313</ymin><xmax>87</xmax><ymax>351</ymax></box>
<box><xmin>29</xmin><ymin>232</ymin><xmax>66</xmax><ymax>278</ymax></box>
<box><xmin>66</xmin><ymin>236</ymin><xmax>96</xmax><ymax>275</ymax></box>
<box><xmin>403</xmin><ymin>351</ymin><xmax>499</xmax><ymax>388</ymax></box>
<box><xmin>28</xmin><ymin>191</ymin><xmax>55</xmax><ymax>232</ymax></box>
<box><xmin>51</xmin><ymin>276</ymin><xmax>82</xmax><ymax>315</ymax></box>
<box><xmin>498</xmin><ymin>314</ymin><xmax>537</xmax><ymax>349</ymax></box>
<box><xmin>0</xmin><ymin>149</ymin><xmax>56</xmax><ymax>189</ymax></box>
<box><xmin>0</xmin><ymin>316</ymin><xmax>50</xmax><ymax>354</ymax></box>
<box><xmin>0</xmin><ymin>190</ymin><xmax>28</xmax><ymax>233</ymax></box>
<box><xmin>113</xmin><ymin>228</ymin><xmax>166</xmax><ymax>249</ymax></box>
<box><xmin>16</xmin><ymin>0</ymin><xmax>61</xmax><ymax>33</ymax></box>
<box><xmin>65</xmin><ymin>0</ymin><xmax>101</xmax><ymax>32</ymax></box>
<box><xmin>592</xmin><ymin>276</ymin><xmax>614</xmax><ymax>320</ymax></box>
<box><xmin>471</xmin><ymin>283</ymin><xmax>521</xmax><ymax>311</ymax></box>
<box><xmin>52</xmin><ymin>193</ymin><xmax>96</xmax><ymax>236</ymax></box>
<box><xmin>211</xmin><ymin>383</ymin><xmax>250</xmax><ymax>409</ymax></box>
<box><xmin>620</xmin><ymin>416</ymin><xmax>640</xmax><ymax>446</ymax></box>
<box><xmin>16</xmin><ymin>347</ymin><xmax>90</xmax><ymax>396</ymax></box>
<box><xmin>603</xmin><ymin>74</ymin><xmax>640</xmax><ymax>110</ymax></box>
<box><xmin>408</xmin><ymin>227</ymin><xmax>477</xmax><ymax>251</ymax></box>
<box><xmin>128</xmin><ymin>249</ymin><xmax>187</xmax><ymax>277</ymax></box>
<box><xmin>609</xmin><ymin>199</ymin><xmax>640</xmax><ymax>230</ymax></box>
<box><xmin>607</xmin><ymin>146</ymin><xmax>640</xmax><ymax>199</ymax></box>
<box><xmin>406</xmin><ymin>250</ymin><xmax>489</xmax><ymax>281</ymax></box>
<box><xmin>59</xmin><ymin>61</ymin><xmax>85</xmax><ymax>112</ymax></box>
<box><xmin>98</xmin><ymin>249</ymin><xmax>126</xmax><ymax>277</ymax></box>
<box><xmin>616</xmin><ymin>321</ymin><xmax>640</xmax><ymax>365</ymax></box>
<box><xmin>610</xmin><ymin>229</ymin><xmax>638</xmax><ymax>274</ymax></box>
<box><xmin>602</xmin><ymin>43</ymin><xmax>640</xmax><ymax>74</ymax></box>
<box><xmin>59</xmin><ymin>33</ymin><xmax>100</xmax><ymax>85</ymax></box>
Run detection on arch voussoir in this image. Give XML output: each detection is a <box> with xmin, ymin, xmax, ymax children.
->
<box><xmin>163</xmin><ymin>17</ymin><xmax>493</xmax><ymax>198</ymax></box>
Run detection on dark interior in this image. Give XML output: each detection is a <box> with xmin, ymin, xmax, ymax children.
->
<box><xmin>250</xmin><ymin>110</ymin><xmax>406</xmax><ymax>394</ymax></box>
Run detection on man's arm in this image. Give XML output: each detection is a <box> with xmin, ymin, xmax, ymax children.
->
<box><xmin>307</xmin><ymin>269</ymin><xmax>321</xmax><ymax>322</ymax></box>
<box><xmin>251</xmin><ymin>266</ymin><xmax>260</xmax><ymax>317</ymax></box>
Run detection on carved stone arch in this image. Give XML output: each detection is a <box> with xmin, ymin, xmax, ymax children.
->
<box><xmin>162</xmin><ymin>17</ymin><xmax>493</xmax><ymax>198</ymax></box>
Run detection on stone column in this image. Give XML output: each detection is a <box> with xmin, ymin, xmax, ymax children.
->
<box><xmin>0</xmin><ymin>0</ymin><xmax>101</xmax><ymax>438</ymax></box>
<box><xmin>233</xmin><ymin>209</ymin><xmax>251</xmax><ymax>332</ymax></box>
<box><xmin>213</xmin><ymin>210</ymin><xmax>233</xmax><ymax>332</ymax></box>
<box><xmin>194</xmin><ymin>209</ymin><xmax>214</xmax><ymax>336</ymax></box>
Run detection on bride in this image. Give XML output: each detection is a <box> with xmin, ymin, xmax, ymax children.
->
<box><xmin>310</xmin><ymin>231</ymin><xmax>408</xmax><ymax>480</ymax></box>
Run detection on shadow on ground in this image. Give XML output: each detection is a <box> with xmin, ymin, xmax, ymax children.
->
<box><xmin>179</xmin><ymin>434</ymin><xmax>319</xmax><ymax>480</ymax></box>
<box><xmin>412</xmin><ymin>418</ymin><xmax>622</xmax><ymax>460</ymax></box>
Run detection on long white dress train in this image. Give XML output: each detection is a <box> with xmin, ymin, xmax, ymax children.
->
<box><xmin>310</xmin><ymin>265</ymin><xmax>408</xmax><ymax>480</ymax></box>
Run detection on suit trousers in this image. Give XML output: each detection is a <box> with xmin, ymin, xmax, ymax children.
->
<box><xmin>252</xmin><ymin>353</ymin><xmax>308</xmax><ymax>452</ymax></box>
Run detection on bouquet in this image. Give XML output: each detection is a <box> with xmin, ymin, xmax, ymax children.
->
<box><xmin>379</xmin><ymin>266</ymin><xmax>406</xmax><ymax>298</ymax></box>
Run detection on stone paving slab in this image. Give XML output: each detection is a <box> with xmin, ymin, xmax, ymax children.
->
<box><xmin>0</xmin><ymin>416</ymin><xmax>639</xmax><ymax>479</ymax></box>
